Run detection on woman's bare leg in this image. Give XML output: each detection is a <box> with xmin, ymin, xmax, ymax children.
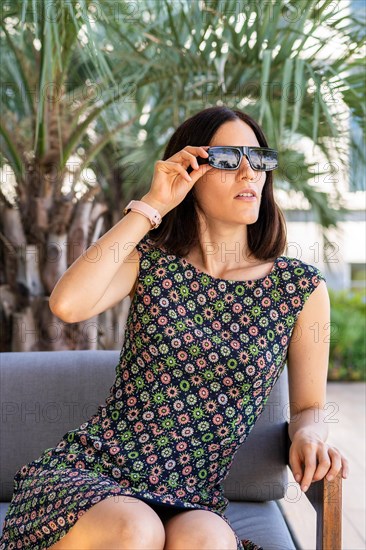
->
<box><xmin>48</xmin><ymin>494</ymin><xmax>166</xmax><ymax>550</ymax></box>
<box><xmin>163</xmin><ymin>509</ymin><xmax>237</xmax><ymax>550</ymax></box>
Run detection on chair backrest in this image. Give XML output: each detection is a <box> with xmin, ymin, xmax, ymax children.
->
<box><xmin>0</xmin><ymin>350</ymin><xmax>290</xmax><ymax>502</ymax></box>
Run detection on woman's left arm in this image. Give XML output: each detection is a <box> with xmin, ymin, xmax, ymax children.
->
<box><xmin>286</xmin><ymin>279</ymin><xmax>349</xmax><ymax>492</ymax></box>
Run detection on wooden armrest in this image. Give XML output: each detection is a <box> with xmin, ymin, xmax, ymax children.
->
<box><xmin>285</xmin><ymin>422</ymin><xmax>343</xmax><ymax>550</ymax></box>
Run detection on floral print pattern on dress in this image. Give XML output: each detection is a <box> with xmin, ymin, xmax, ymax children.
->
<box><xmin>0</xmin><ymin>235</ymin><xmax>326</xmax><ymax>550</ymax></box>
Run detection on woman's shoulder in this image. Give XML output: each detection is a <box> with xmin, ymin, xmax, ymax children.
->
<box><xmin>275</xmin><ymin>256</ymin><xmax>327</xmax><ymax>322</ymax></box>
<box><xmin>278</xmin><ymin>255</ymin><xmax>326</xmax><ymax>280</ymax></box>
<box><xmin>277</xmin><ymin>255</ymin><xmax>327</xmax><ymax>297</ymax></box>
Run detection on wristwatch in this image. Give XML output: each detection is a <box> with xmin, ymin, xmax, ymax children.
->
<box><xmin>123</xmin><ymin>200</ymin><xmax>163</xmax><ymax>229</ymax></box>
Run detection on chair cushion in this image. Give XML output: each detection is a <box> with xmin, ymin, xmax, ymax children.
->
<box><xmin>0</xmin><ymin>350</ymin><xmax>119</xmax><ymax>501</ymax></box>
<box><xmin>227</xmin><ymin>500</ymin><xmax>297</xmax><ymax>549</ymax></box>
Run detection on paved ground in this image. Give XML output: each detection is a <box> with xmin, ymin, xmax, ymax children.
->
<box><xmin>278</xmin><ymin>382</ymin><xmax>365</xmax><ymax>550</ymax></box>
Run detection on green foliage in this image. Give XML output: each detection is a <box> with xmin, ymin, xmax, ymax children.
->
<box><xmin>328</xmin><ymin>288</ymin><xmax>366</xmax><ymax>381</ymax></box>
<box><xmin>1</xmin><ymin>1</ymin><xmax>365</xmax><ymax>211</ymax></box>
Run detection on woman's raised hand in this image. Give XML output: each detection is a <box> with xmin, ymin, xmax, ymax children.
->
<box><xmin>142</xmin><ymin>146</ymin><xmax>214</xmax><ymax>216</ymax></box>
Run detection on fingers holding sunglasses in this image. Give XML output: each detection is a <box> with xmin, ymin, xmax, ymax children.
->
<box><xmin>147</xmin><ymin>148</ymin><xmax>213</xmax><ymax>215</ymax></box>
<box><xmin>180</xmin><ymin>150</ymin><xmax>200</xmax><ymax>172</ymax></box>
<box><xmin>172</xmin><ymin>147</ymin><xmax>213</xmax><ymax>177</ymax></box>
<box><xmin>176</xmin><ymin>147</ymin><xmax>209</xmax><ymax>172</ymax></box>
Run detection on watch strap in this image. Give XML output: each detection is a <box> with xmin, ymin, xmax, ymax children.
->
<box><xmin>123</xmin><ymin>200</ymin><xmax>162</xmax><ymax>229</ymax></box>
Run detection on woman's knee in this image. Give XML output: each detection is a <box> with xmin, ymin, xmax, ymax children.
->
<box><xmin>118</xmin><ymin>498</ymin><xmax>166</xmax><ymax>548</ymax></box>
<box><xmin>163</xmin><ymin>510</ymin><xmax>237</xmax><ymax>550</ymax></box>
<box><xmin>48</xmin><ymin>494</ymin><xmax>166</xmax><ymax>550</ymax></box>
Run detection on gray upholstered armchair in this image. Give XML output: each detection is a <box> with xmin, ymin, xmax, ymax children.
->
<box><xmin>0</xmin><ymin>351</ymin><xmax>342</xmax><ymax>549</ymax></box>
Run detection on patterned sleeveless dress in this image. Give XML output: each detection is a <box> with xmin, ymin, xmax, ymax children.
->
<box><xmin>0</xmin><ymin>235</ymin><xmax>326</xmax><ymax>550</ymax></box>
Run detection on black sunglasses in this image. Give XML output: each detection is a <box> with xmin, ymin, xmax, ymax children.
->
<box><xmin>191</xmin><ymin>146</ymin><xmax>278</xmax><ymax>172</ymax></box>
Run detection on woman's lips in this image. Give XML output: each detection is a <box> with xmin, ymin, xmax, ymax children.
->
<box><xmin>234</xmin><ymin>196</ymin><xmax>257</xmax><ymax>202</ymax></box>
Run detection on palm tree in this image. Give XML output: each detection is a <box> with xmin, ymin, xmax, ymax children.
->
<box><xmin>0</xmin><ymin>0</ymin><xmax>364</xmax><ymax>351</ymax></box>
<box><xmin>0</xmin><ymin>0</ymin><xmax>151</xmax><ymax>350</ymax></box>
<box><xmin>116</xmin><ymin>0</ymin><xmax>365</xmax><ymax>224</ymax></box>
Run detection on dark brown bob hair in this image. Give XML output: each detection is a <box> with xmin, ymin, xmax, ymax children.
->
<box><xmin>147</xmin><ymin>105</ymin><xmax>287</xmax><ymax>261</ymax></box>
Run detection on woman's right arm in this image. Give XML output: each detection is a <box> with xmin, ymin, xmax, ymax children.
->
<box><xmin>49</xmin><ymin>195</ymin><xmax>168</xmax><ymax>323</ymax></box>
<box><xmin>49</xmin><ymin>145</ymin><xmax>212</xmax><ymax>324</ymax></box>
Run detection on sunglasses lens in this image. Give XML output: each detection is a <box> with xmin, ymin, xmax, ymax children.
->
<box><xmin>208</xmin><ymin>147</ymin><xmax>241</xmax><ymax>169</ymax></box>
<box><xmin>208</xmin><ymin>147</ymin><xmax>278</xmax><ymax>171</ymax></box>
<box><xmin>249</xmin><ymin>148</ymin><xmax>278</xmax><ymax>171</ymax></box>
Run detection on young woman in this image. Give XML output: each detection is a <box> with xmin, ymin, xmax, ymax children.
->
<box><xmin>0</xmin><ymin>106</ymin><xmax>349</xmax><ymax>550</ymax></box>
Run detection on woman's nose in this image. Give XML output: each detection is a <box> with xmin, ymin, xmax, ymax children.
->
<box><xmin>238</xmin><ymin>155</ymin><xmax>257</xmax><ymax>179</ymax></box>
